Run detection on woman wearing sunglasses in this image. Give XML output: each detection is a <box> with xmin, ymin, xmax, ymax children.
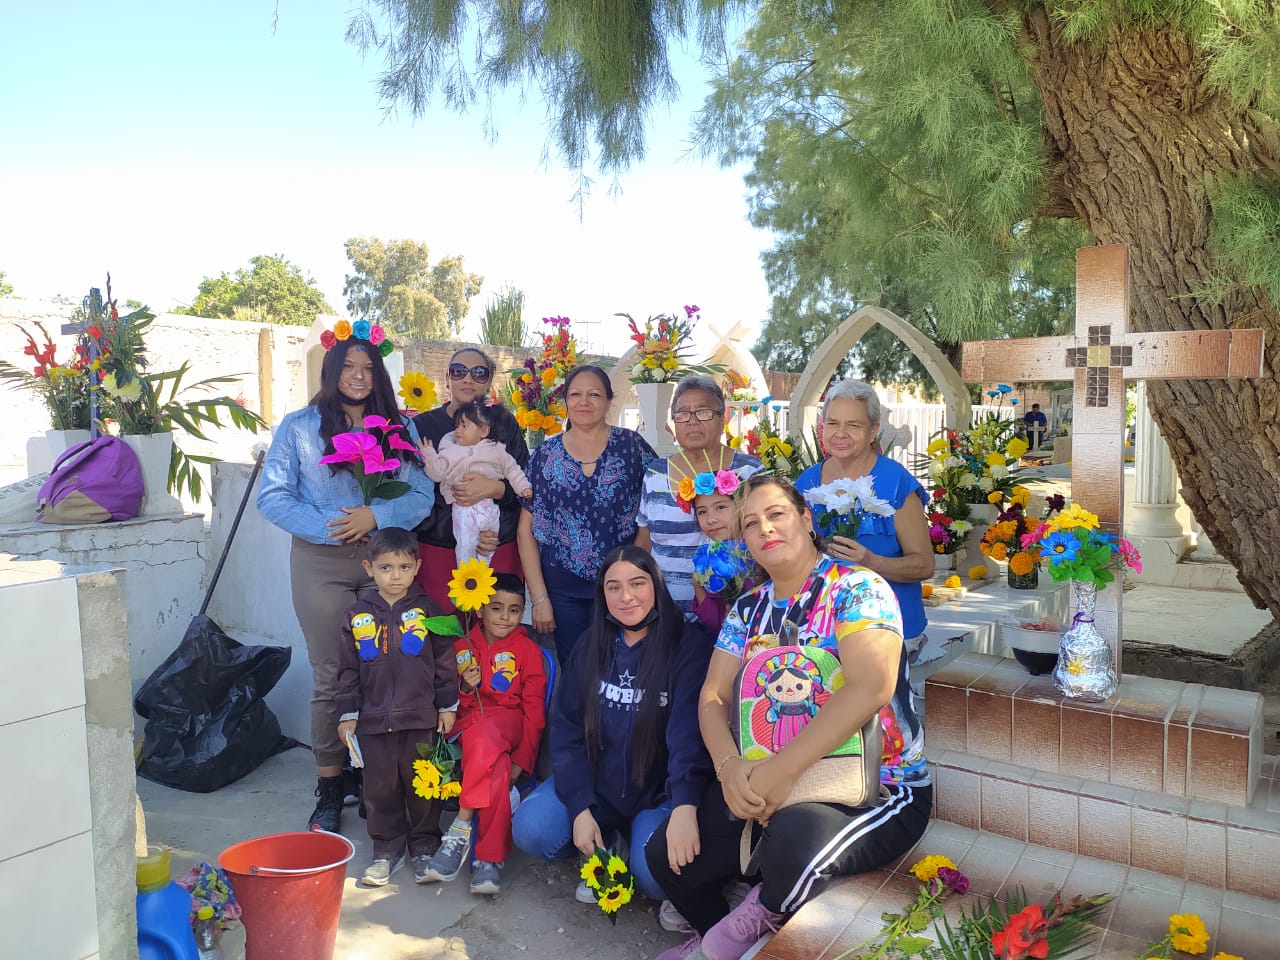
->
<box><xmin>412</xmin><ymin>346</ymin><xmax>530</xmax><ymax>612</ymax></box>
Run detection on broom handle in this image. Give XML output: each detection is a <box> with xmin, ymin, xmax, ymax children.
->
<box><xmin>199</xmin><ymin>450</ymin><xmax>266</xmax><ymax>616</ymax></box>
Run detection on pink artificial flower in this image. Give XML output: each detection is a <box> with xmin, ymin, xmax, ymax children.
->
<box><xmin>715</xmin><ymin>470</ymin><xmax>740</xmax><ymax>495</ymax></box>
<box><xmin>368</xmin><ymin>324</ymin><xmax>385</xmax><ymax>345</ymax></box>
<box><xmin>319</xmin><ymin>329</ymin><xmax>337</xmax><ymax>350</ymax></box>
<box><xmin>1118</xmin><ymin>538</ymin><xmax>1143</xmax><ymax>574</ymax></box>
<box><xmin>683</xmin><ymin>304</ymin><xmax>700</xmax><ymax>317</ymax></box>
<box><xmin>385</xmin><ymin>431</ymin><xmax>417</xmax><ymax>453</ymax></box>
<box><xmin>1021</xmin><ymin>522</ymin><xmax>1049</xmax><ymax>550</ymax></box>
<box><xmin>361</xmin><ymin>445</ymin><xmax>401</xmax><ymax>475</ymax></box>
<box><xmin>318</xmin><ymin>431</ymin><xmax>378</xmax><ymax>465</ymax></box>
<box><xmin>361</xmin><ymin>414</ymin><xmax>391</xmax><ymax>431</ymax></box>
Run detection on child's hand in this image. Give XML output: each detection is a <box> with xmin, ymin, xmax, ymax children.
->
<box><xmin>461</xmin><ymin>663</ymin><xmax>482</xmax><ymax>691</ymax></box>
<box><xmin>693</xmin><ymin>582</ymin><xmax>706</xmax><ymax>604</ymax></box>
<box><xmin>511</xmin><ymin>762</ymin><xmax>523</xmax><ymax>782</ymax></box>
<box><xmin>518</xmin><ymin>487</ymin><xmax>533</xmax><ymax>498</ymax></box>
<box><xmin>438</xmin><ymin>710</ymin><xmax>456</xmax><ymax>735</ymax></box>
<box><xmin>337</xmin><ymin>719</ymin><xmax>357</xmax><ymax>744</ymax></box>
<box><xmin>418</xmin><ymin>438</ymin><xmax>436</xmax><ymax>455</ymax></box>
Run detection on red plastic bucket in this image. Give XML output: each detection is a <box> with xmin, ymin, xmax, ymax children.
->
<box><xmin>219</xmin><ymin>831</ymin><xmax>354</xmax><ymax>960</ymax></box>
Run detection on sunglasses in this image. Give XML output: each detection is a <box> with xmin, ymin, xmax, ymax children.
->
<box><xmin>448</xmin><ymin>362</ymin><xmax>492</xmax><ymax>384</ymax></box>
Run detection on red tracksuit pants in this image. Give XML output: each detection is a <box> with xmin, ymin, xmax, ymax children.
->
<box><xmin>453</xmin><ymin>707</ymin><xmax>524</xmax><ymax>863</ymax></box>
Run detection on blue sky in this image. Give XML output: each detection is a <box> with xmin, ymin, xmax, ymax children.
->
<box><xmin>0</xmin><ymin>2</ymin><xmax>772</xmax><ymax>358</ymax></box>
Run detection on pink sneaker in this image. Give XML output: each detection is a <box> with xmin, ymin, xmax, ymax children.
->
<box><xmin>700</xmin><ymin>885</ymin><xmax>784</xmax><ymax>960</ymax></box>
<box><xmin>655</xmin><ymin>934</ymin><xmax>704</xmax><ymax>960</ymax></box>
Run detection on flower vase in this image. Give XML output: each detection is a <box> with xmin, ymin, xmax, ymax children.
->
<box><xmin>1007</xmin><ymin>564</ymin><xmax>1039</xmax><ymax>590</ymax></box>
<box><xmin>1052</xmin><ymin>580</ymin><xmax>1118</xmax><ymax>701</ymax></box>
<box><xmin>26</xmin><ymin>429</ymin><xmax>92</xmax><ymax>478</ymax></box>
<box><xmin>120</xmin><ymin>432</ymin><xmax>184</xmax><ymax>516</ymax></box>
<box><xmin>634</xmin><ymin>381</ymin><xmax>677</xmax><ymax>458</ymax></box>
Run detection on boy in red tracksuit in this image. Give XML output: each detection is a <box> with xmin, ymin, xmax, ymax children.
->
<box><xmin>417</xmin><ymin>572</ymin><xmax>547</xmax><ymax>894</ymax></box>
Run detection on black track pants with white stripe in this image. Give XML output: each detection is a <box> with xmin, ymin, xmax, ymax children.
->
<box><xmin>646</xmin><ymin>779</ymin><xmax>932</xmax><ymax>934</ymax></box>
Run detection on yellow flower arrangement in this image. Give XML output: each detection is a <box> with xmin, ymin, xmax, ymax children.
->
<box><xmin>579</xmin><ymin>845</ymin><xmax>636</xmax><ymax>925</ymax></box>
<box><xmin>507</xmin><ymin>316</ymin><xmax>577</xmax><ymax>442</ymax></box>
<box><xmin>397</xmin><ymin>371</ymin><xmax>438</xmax><ymax>412</ymax></box>
<box><xmin>598</xmin><ymin>883</ymin><xmax>633</xmax><ymax>915</ymax></box>
<box><xmin>909</xmin><ymin>854</ymin><xmax>958</xmax><ymax>883</ymax></box>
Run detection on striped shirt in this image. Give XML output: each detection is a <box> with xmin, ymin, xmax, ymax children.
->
<box><xmin>636</xmin><ymin>449</ymin><xmax>761</xmax><ymax>611</ymax></box>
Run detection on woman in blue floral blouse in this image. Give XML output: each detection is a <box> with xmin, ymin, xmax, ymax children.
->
<box><xmin>517</xmin><ymin>365</ymin><xmax>657</xmax><ymax>662</ymax></box>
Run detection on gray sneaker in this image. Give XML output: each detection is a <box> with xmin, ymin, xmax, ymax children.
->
<box><xmin>575</xmin><ymin>879</ymin><xmax>598</xmax><ymax>904</ymax></box>
<box><xmin>361</xmin><ymin>855</ymin><xmax>403</xmax><ymax>887</ymax></box>
<box><xmin>469</xmin><ymin>860</ymin><xmax>503</xmax><ymax>895</ymax></box>
<box><xmin>411</xmin><ymin>854</ymin><xmax>433</xmax><ymax>883</ymax></box>
<box><xmin>418</xmin><ymin>821</ymin><xmax>472</xmax><ymax>883</ymax></box>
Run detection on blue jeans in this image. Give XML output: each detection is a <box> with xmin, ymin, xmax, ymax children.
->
<box><xmin>511</xmin><ymin>777</ymin><xmax>670</xmax><ymax>901</ymax></box>
<box><xmin>548</xmin><ymin>592</ymin><xmax>593</xmax><ymax>665</ymax></box>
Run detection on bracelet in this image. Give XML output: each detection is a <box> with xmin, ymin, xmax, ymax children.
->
<box><xmin>532</xmin><ymin>596</ymin><xmax>549</xmax><ymax>606</ymax></box>
<box><xmin>715</xmin><ymin>753</ymin><xmax>738</xmax><ymax>781</ymax></box>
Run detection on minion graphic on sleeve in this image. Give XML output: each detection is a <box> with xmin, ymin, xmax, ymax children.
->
<box><xmin>490</xmin><ymin>651</ymin><xmax>518</xmax><ymax>692</ymax></box>
<box><xmin>400</xmin><ymin>607</ymin><xmax>428</xmax><ymax>656</ymax></box>
<box><xmin>351</xmin><ymin>612</ymin><xmax>379</xmax><ymax>662</ymax></box>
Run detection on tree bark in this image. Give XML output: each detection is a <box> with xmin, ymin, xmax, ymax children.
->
<box><xmin>1022</xmin><ymin>14</ymin><xmax>1280</xmax><ymax>618</ymax></box>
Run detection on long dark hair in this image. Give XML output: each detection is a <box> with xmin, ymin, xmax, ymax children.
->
<box><xmin>580</xmin><ymin>544</ymin><xmax>683</xmax><ymax>784</ymax></box>
<box><xmin>311</xmin><ymin>337</ymin><xmax>403</xmax><ymax>473</ymax></box>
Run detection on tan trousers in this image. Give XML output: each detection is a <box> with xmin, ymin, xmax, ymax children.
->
<box><xmin>289</xmin><ymin>537</ymin><xmax>372</xmax><ymax>766</ymax></box>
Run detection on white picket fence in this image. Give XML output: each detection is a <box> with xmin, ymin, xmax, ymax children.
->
<box><xmin>621</xmin><ymin>398</ymin><xmax>1018</xmax><ymax>472</ymax></box>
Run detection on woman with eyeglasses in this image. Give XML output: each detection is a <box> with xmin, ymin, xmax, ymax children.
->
<box><xmin>412</xmin><ymin>346</ymin><xmax>530</xmax><ymax>612</ymax></box>
<box><xmin>634</xmin><ymin>375</ymin><xmax>761</xmax><ymax>611</ymax></box>
<box><xmin>518</xmin><ymin>365</ymin><xmax>657</xmax><ymax>663</ymax></box>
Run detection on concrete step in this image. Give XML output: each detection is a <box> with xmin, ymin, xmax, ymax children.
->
<box><xmin>757</xmin><ymin>820</ymin><xmax>1280</xmax><ymax>960</ymax></box>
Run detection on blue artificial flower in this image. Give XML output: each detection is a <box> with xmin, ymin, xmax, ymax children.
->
<box><xmin>353</xmin><ymin>319</ymin><xmax>372</xmax><ymax>340</ymax></box>
<box><xmin>997</xmin><ymin>384</ymin><xmax>1013</xmax><ymax>394</ymax></box>
<box><xmin>987</xmin><ymin>390</ymin><xmax>999</xmax><ymax>398</ymax></box>
<box><xmin>693</xmin><ymin>472</ymin><xmax>716</xmax><ymax>496</ymax></box>
<box><xmin>709</xmin><ymin>547</ymin><xmax>741</xmax><ymax>578</ymax></box>
<box><xmin>760</xmin><ymin>395</ymin><xmax>773</xmax><ymax>406</ymax></box>
<box><xmin>706</xmin><ymin>574</ymin><xmax>727</xmax><ymax>594</ymax></box>
<box><xmin>692</xmin><ymin>542</ymin><xmax>714</xmax><ymax>577</ymax></box>
<box><xmin>1042</xmin><ymin>530</ymin><xmax>1081</xmax><ymax>564</ymax></box>
<box><xmin>1009</xmin><ymin>398</ymin><xmax>1020</xmax><ymax>406</ymax></box>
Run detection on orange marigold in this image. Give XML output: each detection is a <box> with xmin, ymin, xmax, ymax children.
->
<box><xmin>921</xmin><ymin>583</ymin><xmax>934</xmax><ymax>597</ymax></box>
<box><xmin>990</xmin><ymin>542</ymin><xmax>1008</xmax><ymax>561</ymax></box>
<box><xmin>1009</xmin><ymin>552</ymin><xmax>1035</xmax><ymax>576</ymax></box>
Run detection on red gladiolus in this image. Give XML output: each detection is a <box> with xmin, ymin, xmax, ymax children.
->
<box><xmin>992</xmin><ymin>904</ymin><xmax>1049</xmax><ymax>960</ymax></box>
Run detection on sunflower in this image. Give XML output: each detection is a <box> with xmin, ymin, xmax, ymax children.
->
<box><xmin>398</xmin><ymin>371</ymin><xmax>437</xmax><ymax>411</ymax></box>
<box><xmin>449</xmin><ymin>558</ymin><xmax>497</xmax><ymax>612</ymax></box>
<box><xmin>411</xmin><ymin>761</ymin><xmax>442</xmax><ymax>799</ymax></box>
<box><xmin>580</xmin><ymin>855</ymin><xmax>606</xmax><ymax>891</ymax></box>
<box><xmin>598</xmin><ymin>882</ymin><xmax>633</xmax><ymax>915</ymax></box>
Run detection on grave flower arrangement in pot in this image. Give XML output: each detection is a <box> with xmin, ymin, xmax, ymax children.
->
<box><xmin>0</xmin><ymin>320</ymin><xmax>95</xmax><ymax>431</ymax></box>
<box><xmin>506</xmin><ymin>315</ymin><xmax>577</xmax><ymax>444</ymax></box>
<box><xmin>1022</xmin><ymin>503</ymin><xmax>1142</xmax><ymax>700</ymax></box>
<box><xmin>979</xmin><ymin>488</ymin><xmax>1067</xmax><ymax>588</ymax></box>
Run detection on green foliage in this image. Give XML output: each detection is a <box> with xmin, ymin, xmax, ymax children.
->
<box><xmin>0</xmin><ymin>271</ymin><xmax>13</xmax><ymax>297</ymax></box>
<box><xmin>1206</xmin><ymin>175</ymin><xmax>1280</xmax><ymax>305</ymax></box>
<box><xmin>343</xmin><ymin>237</ymin><xmax>483</xmax><ymax>339</ymax></box>
<box><xmin>479</xmin><ymin>285</ymin><xmax>528</xmax><ymax>347</ymax></box>
<box><xmin>184</xmin><ymin>254</ymin><xmax>333</xmax><ymax>327</ymax></box>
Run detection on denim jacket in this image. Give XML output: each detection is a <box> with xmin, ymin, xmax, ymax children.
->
<box><xmin>257</xmin><ymin>406</ymin><xmax>435</xmax><ymax>545</ymax></box>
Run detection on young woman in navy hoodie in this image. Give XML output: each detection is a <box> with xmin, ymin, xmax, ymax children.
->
<box><xmin>511</xmin><ymin>544</ymin><xmax>713</xmax><ymax>902</ymax></box>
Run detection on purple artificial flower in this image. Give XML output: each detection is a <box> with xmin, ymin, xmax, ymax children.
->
<box><xmin>937</xmin><ymin>866</ymin><xmax>969</xmax><ymax>895</ymax></box>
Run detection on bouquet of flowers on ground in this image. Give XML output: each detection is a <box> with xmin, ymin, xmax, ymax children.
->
<box><xmin>317</xmin><ymin>414</ymin><xmax>420</xmax><ymax>504</ymax></box>
<box><xmin>919</xmin><ymin>404</ymin><xmax>1030</xmax><ymax>507</ymax></box>
<box><xmin>579</xmin><ymin>845</ymin><xmax>635</xmax><ymax>924</ymax></box>
<box><xmin>397</xmin><ymin>370</ymin><xmax>438</xmax><ymax>414</ymax></box>
<box><xmin>411</xmin><ymin>736</ymin><xmax>462</xmax><ymax>801</ymax></box>
<box><xmin>979</xmin><ymin>488</ymin><xmax>1066</xmax><ymax>576</ymax></box>
<box><xmin>0</xmin><ymin>320</ymin><xmax>96</xmax><ymax>430</ymax></box>
<box><xmin>803</xmin><ymin>474</ymin><xmax>896</xmax><ymax>541</ymax></box>
<box><xmin>830</xmin><ymin>853</ymin><xmax>970</xmax><ymax>959</ymax></box>
<box><xmin>1021</xmin><ymin>502</ymin><xmax>1142</xmax><ymax>586</ymax></box>
<box><xmin>927</xmin><ymin>489</ymin><xmax>974</xmax><ymax>558</ymax></box>
<box><xmin>623</xmin><ymin>303</ymin><xmax>712</xmax><ymax>384</ymax></box>
<box><xmin>508</xmin><ymin>315</ymin><xmax>577</xmax><ymax>438</ymax></box>
<box><xmin>692</xmin><ymin>538</ymin><xmax>753</xmax><ymax>603</ymax></box>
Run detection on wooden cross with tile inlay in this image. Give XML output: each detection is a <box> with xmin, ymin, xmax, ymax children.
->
<box><xmin>962</xmin><ymin>244</ymin><xmax>1264</xmax><ymax>677</ymax></box>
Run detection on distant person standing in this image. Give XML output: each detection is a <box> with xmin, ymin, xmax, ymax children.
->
<box><xmin>1023</xmin><ymin>403</ymin><xmax>1048</xmax><ymax>450</ymax></box>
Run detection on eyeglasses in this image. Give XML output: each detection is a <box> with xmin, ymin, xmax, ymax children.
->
<box><xmin>448</xmin><ymin>363</ymin><xmax>492</xmax><ymax>384</ymax></box>
<box><xmin>672</xmin><ymin>408</ymin><xmax>721</xmax><ymax>424</ymax></box>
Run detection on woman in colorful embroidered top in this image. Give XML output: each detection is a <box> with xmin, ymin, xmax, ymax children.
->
<box><xmin>646</xmin><ymin>476</ymin><xmax>931</xmax><ymax>960</ymax></box>
<box><xmin>257</xmin><ymin>323</ymin><xmax>435</xmax><ymax>835</ymax></box>
<box><xmin>634</xmin><ymin>375</ymin><xmax>760</xmax><ymax>612</ymax></box>
<box><xmin>794</xmin><ymin>379</ymin><xmax>933</xmax><ymax>660</ymax></box>
<box><xmin>517</xmin><ymin>364</ymin><xmax>657</xmax><ymax>662</ymax></box>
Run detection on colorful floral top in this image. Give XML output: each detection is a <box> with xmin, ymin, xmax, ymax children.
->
<box><xmin>524</xmin><ymin>427</ymin><xmax>657</xmax><ymax>585</ymax></box>
<box><xmin>717</xmin><ymin>556</ymin><xmax>929</xmax><ymax>786</ymax></box>
<box><xmin>795</xmin><ymin>455</ymin><xmax>929</xmax><ymax>640</ymax></box>
<box><xmin>636</xmin><ymin>449</ymin><xmax>761</xmax><ymax>611</ymax></box>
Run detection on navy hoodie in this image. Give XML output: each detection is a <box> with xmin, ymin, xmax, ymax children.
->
<box><xmin>551</xmin><ymin>617</ymin><xmax>713</xmax><ymax>821</ymax></box>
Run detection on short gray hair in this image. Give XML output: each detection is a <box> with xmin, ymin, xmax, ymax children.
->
<box><xmin>670</xmin><ymin>375</ymin><xmax>726</xmax><ymax>415</ymax></box>
<box><xmin>822</xmin><ymin>379</ymin><xmax>881</xmax><ymax>426</ymax></box>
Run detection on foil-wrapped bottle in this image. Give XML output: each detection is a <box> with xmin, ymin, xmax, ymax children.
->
<box><xmin>1052</xmin><ymin>579</ymin><xmax>1118</xmax><ymax>701</ymax></box>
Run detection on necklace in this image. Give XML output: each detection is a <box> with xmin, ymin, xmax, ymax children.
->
<box><xmin>675</xmin><ymin>446</ymin><xmax>726</xmax><ymax>481</ymax></box>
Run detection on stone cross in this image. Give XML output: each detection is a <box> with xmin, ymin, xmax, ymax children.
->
<box><xmin>962</xmin><ymin>244</ymin><xmax>1265</xmax><ymax>677</ymax></box>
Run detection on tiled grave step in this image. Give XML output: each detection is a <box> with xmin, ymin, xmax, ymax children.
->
<box><xmin>925</xmin><ymin>652</ymin><xmax>1263</xmax><ymax>806</ymax></box>
<box><xmin>929</xmin><ymin>749</ymin><xmax>1280</xmax><ymax>901</ymax></box>
<box><xmin>757</xmin><ymin>820</ymin><xmax>1280</xmax><ymax>960</ymax></box>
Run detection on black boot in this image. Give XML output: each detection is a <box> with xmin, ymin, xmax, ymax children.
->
<box><xmin>341</xmin><ymin>762</ymin><xmax>362</xmax><ymax>808</ymax></box>
<box><xmin>308</xmin><ymin>775</ymin><xmax>343</xmax><ymax>833</ymax></box>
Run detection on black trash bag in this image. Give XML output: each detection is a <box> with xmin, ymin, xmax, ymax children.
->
<box><xmin>135</xmin><ymin>614</ymin><xmax>297</xmax><ymax>793</ymax></box>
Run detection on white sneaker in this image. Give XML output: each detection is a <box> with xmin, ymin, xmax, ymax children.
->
<box><xmin>575</xmin><ymin>879</ymin><xmax>597</xmax><ymax>904</ymax></box>
<box><xmin>659</xmin><ymin>899</ymin><xmax>695</xmax><ymax>934</ymax></box>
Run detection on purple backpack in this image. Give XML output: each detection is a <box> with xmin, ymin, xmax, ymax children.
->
<box><xmin>37</xmin><ymin>436</ymin><xmax>144</xmax><ymax>523</ymax></box>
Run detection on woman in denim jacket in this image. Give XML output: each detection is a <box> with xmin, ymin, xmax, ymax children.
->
<box><xmin>258</xmin><ymin>329</ymin><xmax>435</xmax><ymax>833</ymax></box>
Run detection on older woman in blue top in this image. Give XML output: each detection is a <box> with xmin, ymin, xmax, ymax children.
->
<box><xmin>794</xmin><ymin>380</ymin><xmax>934</xmax><ymax>656</ymax></box>
<box><xmin>257</xmin><ymin>327</ymin><xmax>435</xmax><ymax>834</ymax></box>
<box><xmin>518</xmin><ymin>365</ymin><xmax>657</xmax><ymax>663</ymax></box>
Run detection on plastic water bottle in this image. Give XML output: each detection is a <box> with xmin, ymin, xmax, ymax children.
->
<box><xmin>136</xmin><ymin>848</ymin><xmax>198</xmax><ymax>960</ymax></box>
<box><xmin>193</xmin><ymin>906</ymin><xmax>223</xmax><ymax>960</ymax></box>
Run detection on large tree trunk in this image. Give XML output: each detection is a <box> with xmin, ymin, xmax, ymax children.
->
<box><xmin>1022</xmin><ymin>12</ymin><xmax>1280</xmax><ymax>619</ymax></box>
